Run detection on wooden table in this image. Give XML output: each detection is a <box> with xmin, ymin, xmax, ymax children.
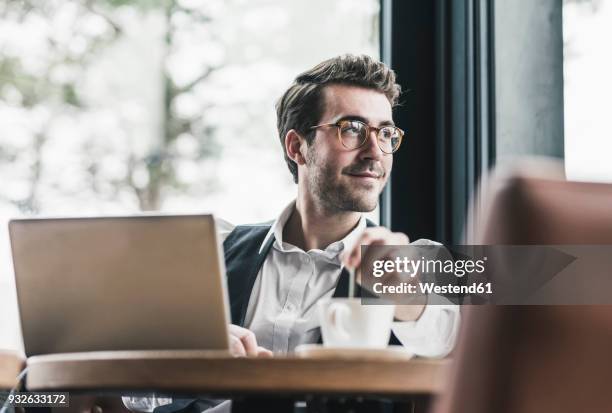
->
<box><xmin>26</xmin><ymin>351</ymin><xmax>450</xmax><ymax>412</ymax></box>
<box><xmin>0</xmin><ymin>350</ymin><xmax>24</xmax><ymax>390</ymax></box>
<box><xmin>26</xmin><ymin>350</ymin><xmax>449</xmax><ymax>396</ymax></box>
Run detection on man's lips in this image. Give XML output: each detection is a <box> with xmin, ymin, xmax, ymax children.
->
<box><xmin>346</xmin><ymin>171</ymin><xmax>382</xmax><ymax>179</ymax></box>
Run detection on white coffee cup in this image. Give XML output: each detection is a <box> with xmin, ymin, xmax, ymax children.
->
<box><xmin>318</xmin><ymin>298</ymin><xmax>395</xmax><ymax>348</ymax></box>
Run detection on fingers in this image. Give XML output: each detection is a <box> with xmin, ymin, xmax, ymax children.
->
<box><xmin>228</xmin><ymin>324</ymin><xmax>273</xmax><ymax>358</ymax></box>
<box><xmin>344</xmin><ymin>238</ymin><xmax>387</xmax><ymax>269</ymax></box>
<box><xmin>228</xmin><ymin>324</ymin><xmax>259</xmax><ymax>356</ymax></box>
<box><xmin>257</xmin><ymin>346</ymin><xmax>273</xmax><ymax>358</ymax></box>
<box><xmin>341</xmin><ymin>227</ymin><xmax>410</xmax><ymax>270</ymax></box>
<box><xmin>229</xmin><ymin>334</ymin><xmax>247</xmax><ymax>357</ymax></box>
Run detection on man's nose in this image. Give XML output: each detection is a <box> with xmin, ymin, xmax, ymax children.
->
<box><xmin>359</xmin><ymin>129</ymin><xmax>384</xmax><ymax>161</ymax></box>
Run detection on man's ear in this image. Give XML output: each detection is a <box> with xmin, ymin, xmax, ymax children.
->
<box><xmin>285</xmin><ymin>129</ymin><xmax>307</xmax><ymax>165</ymax></box>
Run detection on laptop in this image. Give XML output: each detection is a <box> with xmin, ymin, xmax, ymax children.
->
<box><xmin>9</xmin><ymin>215</ymin><xmax>231</xmax><ymax>356</ymax></box>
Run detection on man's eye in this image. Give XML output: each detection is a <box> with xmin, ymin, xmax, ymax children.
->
<box><xmin>380</xmin><ymin>128</ymin><xmax>398</xmax><ymax>140</ymax></box>
<box><xmin>341</xmin><ymin>122</ymin><xmax>363</xmax><ymax>134</ymax></box>
<box><xmin>342</xmin><ymin>127</ymin><xmax>359</xmax><ymax>134</ymax></box>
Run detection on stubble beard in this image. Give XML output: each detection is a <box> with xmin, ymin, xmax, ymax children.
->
<box><xmin>306</xmin><ymin>148</ymin><xmax>381</xmax><ymax>214</ymax></box>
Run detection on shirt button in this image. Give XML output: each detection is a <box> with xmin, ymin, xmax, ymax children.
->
<box><xmin>286</xmin><ymin>303</ymin><xmax>295</xmax><ymax>312</ymax></box>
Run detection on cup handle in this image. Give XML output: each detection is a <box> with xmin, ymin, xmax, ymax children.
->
<box><xmin>327</xmin><ymin>302</ymin><xmax>351</xmax><ymax>340</ymax></box>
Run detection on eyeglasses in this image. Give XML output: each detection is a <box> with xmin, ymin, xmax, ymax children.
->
<box><xmin>310</xmin><ymin>119</ymin><xmax>404</xmax><ymax>154</ymax></box>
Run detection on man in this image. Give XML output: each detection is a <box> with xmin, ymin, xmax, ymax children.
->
<box><xmin>124</xmin><ymin>54</ymin><xmax>459</xmax><ymax>413</ymax></box>
<box><xmin>222</xmin><ymin>54</ymin><xmax>458</xmax><ymax>357</ymax></box>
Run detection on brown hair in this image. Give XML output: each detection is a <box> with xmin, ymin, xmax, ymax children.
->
<box><xmin>275</xmin><ymin>54</ymin><xmax>401</xmax><ymax>183</ymax></box>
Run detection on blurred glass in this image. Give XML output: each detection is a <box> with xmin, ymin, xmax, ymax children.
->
<box><xmin>563</xmin><ymin>0</ymin><xmax>612</xmax><ymax>182</ymax></box>
<box><xmin>0</xmin><ymin>0</ymin><xmax>380</xmax><ymax>351</ymax></box>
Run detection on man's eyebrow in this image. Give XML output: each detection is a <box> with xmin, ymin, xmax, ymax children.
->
<box><xmin>334</xmin><ymin>115</ymin><xmax>395</xmax><ymax>127</ymax></box>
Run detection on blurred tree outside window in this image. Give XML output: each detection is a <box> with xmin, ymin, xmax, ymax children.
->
<box><xmin>0</xmin><ymin>0</ymin><xmax>380</xmax><ymax>350</ymax></box>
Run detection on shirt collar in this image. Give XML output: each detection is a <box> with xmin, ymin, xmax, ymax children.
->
<box><xmin>258</xmin><ymin>200</ymin><xmax>294</xmax><ymax>254</ymax></box>
<box><xmin>258</xmin><ymin>200</ymin><xmax>367</xmax><ymax>256</ymax></box>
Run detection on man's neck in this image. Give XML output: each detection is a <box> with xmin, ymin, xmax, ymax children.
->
<box><xmin>283</xmin><ymin>197</ymin><xmax>362</xmax><ymax>251</ymax></box>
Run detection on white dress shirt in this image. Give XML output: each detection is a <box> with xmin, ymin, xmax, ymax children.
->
<box><xmin>241</xmin><ymin>201</ymin><xmax>368</xmax><ymax>354</ymax></box>
<box><xmin>123</xmin><ymin>201</ymin><xmax>460</xmax><ymax>412</ymax></box>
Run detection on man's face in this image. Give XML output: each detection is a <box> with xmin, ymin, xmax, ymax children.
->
<box><xmin>301</xmin><ymin>84</ymin><xmax>394</xmax><ymax>213</ymax></box>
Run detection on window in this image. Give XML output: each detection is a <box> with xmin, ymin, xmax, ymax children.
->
<box><xmin>0</xmin><ymin>0</ymin><xmax>380</xmax><ymax>350</ymax></box>
<box><xmin>563</xmin><ymin>0</ymin><xmax>612</xmax><ymax>182</ymax></box>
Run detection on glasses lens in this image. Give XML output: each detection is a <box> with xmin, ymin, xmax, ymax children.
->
<box><xmin>378</xmin><ymin>127</ymin><xmax>402</xmax><ymax>153</ymax></box>
<box><xmin>338</xmin><ymin>120</ymin><xmax>367</xmax><ymax>149</ymax></box>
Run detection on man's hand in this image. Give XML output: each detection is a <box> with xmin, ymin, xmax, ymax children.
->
<box><xmin>228</xmin><ymin>324</ymin><xmax>273</xmax><ymax>357</ymax></box>
<box><xmin>341</xmin><ymin>227</ymin><xmax>410</xmax><ymax>279</ymax></box>
<box><xmin>340</xmin><ymin>227</ymin><xmax>426</xmax><ymax>321</ymax></box>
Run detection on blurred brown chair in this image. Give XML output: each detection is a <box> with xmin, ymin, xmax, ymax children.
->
<box><xmin>434</xmin><ymin>159</ymin><xmax>612</xmax><ymax>413</ymax></box>
<box><xmin>472</xmin><ymin>159</ymin><xmax>612</xmax><ymax>244</ymax></box>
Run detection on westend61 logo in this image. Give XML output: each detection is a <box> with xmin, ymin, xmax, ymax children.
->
<box><xmin>372</xmin><ymin>256</ymin><xmax>487</xmax><ymax>278</ymax></box>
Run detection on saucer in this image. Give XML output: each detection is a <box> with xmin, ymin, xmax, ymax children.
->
<box><xmin>294</xmin><ymin>344</ymin><xmax>414</xmax><ymax>361</ymax></box>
